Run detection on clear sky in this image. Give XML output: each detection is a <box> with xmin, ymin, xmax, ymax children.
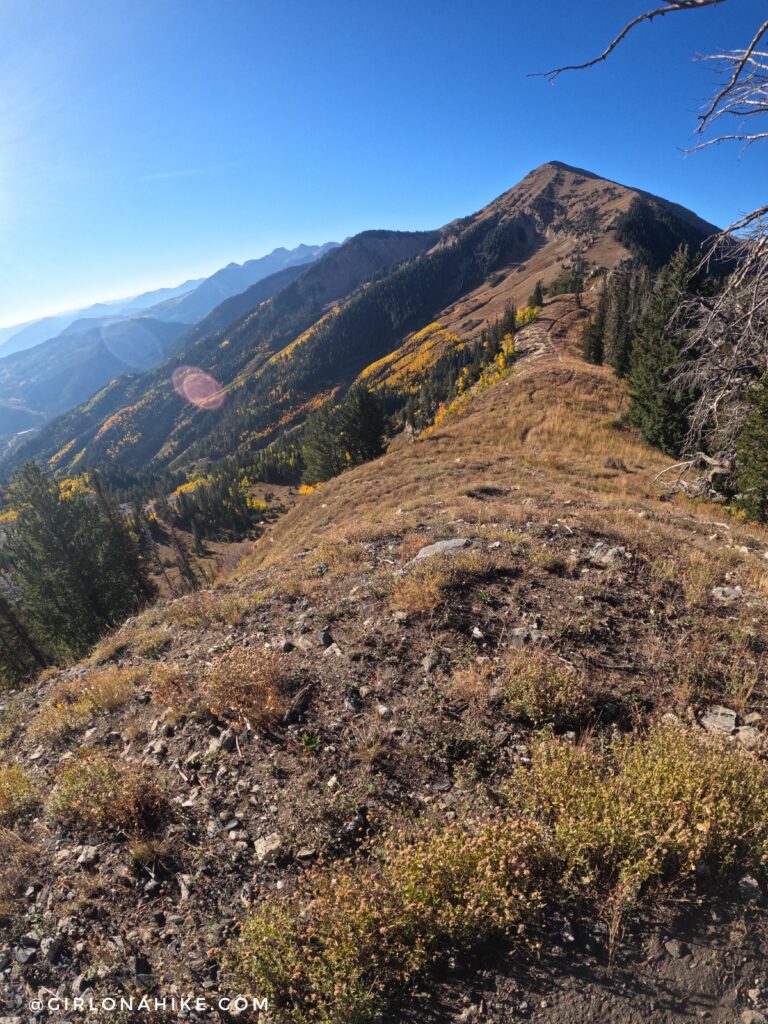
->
<box><xmin>0</xmin><ymin>0</ymin><xmax>765</xmax><ymax>326</ymax></box>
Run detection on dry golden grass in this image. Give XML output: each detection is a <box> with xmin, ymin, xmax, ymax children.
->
<box><xmin>0</xmin><ymin>827</ymin><xmax>36</xmax><ymax>925</ymax></box>
<box><xmin>28</xmin><ymin>666</ymin><xmax>143</xmax><ymax>745</ymax></box>
<box><xmin>153</xmin><ymin>590</ymin><xmax>255</xmax><ymax>630</ymax></box>
<box><xmin>201</xmin><ymin>647</ymin><xmax>289</xmax><ymax>729</ymax></box>
<box><xmin>347</xmin><ymin>721</ymin><xmax>392</xmax><ymax>770</ymax></box>
<box><xmin>447</xmin><ymin>662</ymin><xmax>495</xmax><ymax>707</ymax></box>
<box><xmin>390</xmin><ymin>551</ymin><xmax>493</xmax><ymax>616</ymax></box>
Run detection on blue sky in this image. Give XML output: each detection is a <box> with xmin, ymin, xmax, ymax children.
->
<box><xmin>0</xmin><ymin>0</ymin><xmax>765</xmax><ymax>326</ymax></box>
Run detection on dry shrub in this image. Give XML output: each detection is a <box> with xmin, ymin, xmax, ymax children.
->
<box><xmin>503</xmin><ymin>649</ymin><xmax>592</xmax><ymax>729</ymax></box>
<box><xmin>0</xmin><ymin>827</ymin><xmax>36</xmax><ymax>925</ymax></box>
<box><xmin>28</xmin><ymin>666</ymin><xmax>142</xmax><ymax>745</ymax></box>
<box><xmin>47</xmin><ymin>750</ymin><xmax>167</xmax><ymax>835</ymax></box>
<box><xmin>161</xmin><ymin>591</ymin><xmax>252</xmax><ymax>629</ymax></box>
<box><xmin>233</xmin><ymin>726</ymin><xmax>768</xmax><ymax>1023</ymax></box>
<box><xmin>0</xmin><ymin>703</ymin><xmax>24</xmax><ymax>747</ymax></box>
<box><xmin>448</xmin><ymin>661</ymin><xmax>494</xmax><ymax>706</ymax></box>
<box><xmin>0</xmin><ymin>765</ymin><xmax>39</xmax><ymax>825</ymax></box>
<box><xmin>390</xmin><ymin>551</ymin><xmax>493</xmax><ymax>616</ymax></box>
<box><xmin>202</xmin><ymin>647</ymin><xmax>288</xmax><ymax>729</ymax></box>
<box><xmin>150</xmin><ymin>662</ymin><xmax>196</xmax><ymax>712</ymax></box>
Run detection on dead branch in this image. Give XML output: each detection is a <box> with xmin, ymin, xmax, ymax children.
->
<box><xmin>532</xmin><ymin>1</ymin><xmax>726</xmax><ymax>82</ymax></box>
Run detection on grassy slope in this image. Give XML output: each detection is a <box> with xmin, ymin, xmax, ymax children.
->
<box><xmin>2</xmin><ymin>294</ymin><xmax>768</xmax><ymax>1021</ymax></box>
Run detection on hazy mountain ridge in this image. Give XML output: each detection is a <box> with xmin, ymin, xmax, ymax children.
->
<box><xmin>0</xmin><ymin>243</ymin><xmax>338</xmax><ymax>439</ymax></box>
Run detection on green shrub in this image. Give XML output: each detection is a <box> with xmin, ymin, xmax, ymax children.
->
<box><xmin>232</xmin><ymin>820</ymin><xmax>549</xmax><ymax>1024</ymax></box>
<box><xmin>47</xmin><ymin>751</ymin><xmax>167</xmax><ymax>835</ymax></box>
<box><xmin>0</xmin><ymin>764</ymin><xmax>38</xmax><ymax>825</ymax></box>
<box><xmin>503</xmin><ymin>649</ymin><xmax>592</xmax><ymax>729</ymax></box>
<box><xmin>511</xmin><ymin>724</ymin><xmax>768</xmax><ymax>893</ymax></box>
<box><xmin>231</xmin><ymin>725</ymin><xmax>768</xmax><ymax>1022</ymax></box>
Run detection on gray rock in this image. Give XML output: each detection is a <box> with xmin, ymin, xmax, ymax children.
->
<box><xmin>13</xmin><ymin>946</ymin><xmax>36</xmax><ymax>965</ymax></box>
<box><xmin>377</xmin><ymin>704</ymin><xmax>393</xmax><ymax>720</ymax></box>
<box><xmin>588</xmin><ymin>542</ymin><xmax>628</xmax><ymax>567</ymax></box>
<box><xmin>317</xmin><ymin>629</ymin><xmax>333</xmax><ymax>647</ymax></box>
<box><xmin>700</xmin><ymin>705</ymin><xmax>737</xmax><ymax>735</ymax></box>
<box><xmin>741</xmin><ymin>1011</ymin><xmax>767</xmax><ymax>1024</ymax></box>
<box><xmin>42</xmin><ymin>934</ymin><xmax>65</xmax><ymax>964</ymax></box>
<box><xmin>734</xmin><ymin>725</ymin><xmax>763</xmax><ymax>750</ymax></box>
<box><xmin>411</xmin><ymin>538</ymin><xmax>471</xmax><ymax>562</ymax></box>
<box><xmin>471</xmin><ymin>626</ymin><xmax>484</xmax><ymax>640</ymax></box>
<box><xmin>712</xmin><ymin>585</ymin><xmax>744</xmax><ymax>602</ymax></box>
<box><xmin>738</xmin><ymin>874</ymin><xmax>763</xmax><ymax>902</ymax></box>
<box><xmin>76</xmin><ymin>845</ymin><xmax>99</xmax><ymax>868</ymax></box>
<box><xmin>664</xmin><ymin>939</ymin><xmax>690</xmax><ymax>959</ymax></box>
<box><xmin>509</xmin><ymin>626</ymin><xmax>544</xmax><ymax>649</ymax></box>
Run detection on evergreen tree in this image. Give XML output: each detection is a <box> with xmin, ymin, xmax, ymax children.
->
<box><xmin>628</xmin><ymin>246</ymin><xmax>693</xmax><ymax>455</ymax></box>
<box><xmin>528</xmin><ymin>280</ymin><xmax>544</xmax><ymax>308</ymax></box>
<box><xmin>2</xmin><ymin>462</ymin><xmax>152</xmax><ymax>657</ymax></box>
<box><xmin>581</xmin><ymin>288</ymin><xmax>607</xmax><ymax>364</ymax></box>
<box><xmin>735</xmin><ymin>377</ymin><xmax>768</xmax><ymax>522</ymax></box>
<box><xmin>91</xmin><ymin>470</ymin><xmax>155</xmax><ymax>602</ymax></box>
<box><xmin>302</xmin><ymin>403</ymin><xmax>345</xmax><ymax>484</ymax></box>
<box><xmin>341</xmin><ymin>385</ymin><xmax>386</xmax><ymax>466</ymax></box>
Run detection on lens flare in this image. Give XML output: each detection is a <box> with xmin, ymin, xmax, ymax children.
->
<box><xmin>171</xmin><ymin>366</ymin><xmax>226</xmax><ymax>410</ymax></box>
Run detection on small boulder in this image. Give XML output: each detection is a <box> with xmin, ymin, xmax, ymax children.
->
<box><xmin>411</xmin><ymin>538</ymin><xmax>471</xmax><ymax>562</ymax></box>
<box><xmin>664</xmin><ymin>939</ymin><xmax>690</xmax><ymax>959</ymax></box>
<box><xmin>700</xmin><ymin>705</ymin><xmax>737</xmax><ymax>735</ymax></box>
<box><xmin>738</xmin><ymin>874</ymin><xmax>763</xmax><ymax>902</ymax></box>
<box><xmin>254</xmin><ymin>832</ymin><xmax>283</xmax><ymax>863</ymax></box>
<box><xmin>588</xmin><ymin>542</ymin><xmax>628</xmax><ymax>567</ymax></box>
<box><xmin>76</xmin><ymin>845</ymin><xmax>99</xmax><ymax>869</ymax></box>
<box><xmin>712</xmin><ymin>585</ymin><xmax>744</xmax><ymax>602</ymax></box>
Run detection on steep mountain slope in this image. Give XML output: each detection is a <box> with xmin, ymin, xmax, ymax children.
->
<box><xmin>0</xmin><ymin>246</ymin><xmax>338</xmax><ymax>442</ymax></box>
<box><xmin>3</xmin><ymin>294</ymin><xmax>768</xmax><ymax>1023</ymax></box>
<box><xmin>3</xmin><ymin>229</ymin><xmax>437</xmax><ymax>473</ymax></box>
<box><xmin>1</xmin><ymin>162</ymin><xmax>718</xmax><ymax>478</ymax></box>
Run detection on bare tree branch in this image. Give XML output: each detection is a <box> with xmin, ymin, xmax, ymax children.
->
<box><xmin>697</xmin><ymin>19</ymin><xmax>768</xmax><ymax>129</ymax></box>
<box><xmin>532</xmin><ymin>0</ymin><xmax>726</xmax><ymax>82</ymax></box>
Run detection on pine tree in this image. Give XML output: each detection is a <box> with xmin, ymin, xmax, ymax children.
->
<box><xmin>341</xmin><ymin>385</ymin><xmax>386</xmax><ymax>466</ymax></box>
<box><xmin>581</xmin><ymin>288</ymin><xmax>607</xmax><ymax>364</ymax></box>
<box><xmin>302</xmin><ymin>404</ymin><xmax>344</xmax><ymax>484</ymax></box>
<box><xmin>3</xmin><ymin>462</ymin><xmax>152</xmax><ymax>657</ymax></box>
<box><xmin>90</xmin><ymin>470</ymin><xmax>155</xmax><ymax>602</ymax></box>
<box><xmin>528</xmin><ymin>280</ymin><xmax>544</xmax><ymax>308</ymax></box>
<box><xmin>628</xmin><ymin>246</ymin><xmax>693</xmax><ymax>455</ymax></box>
<box><xmin>736</xmin><ymin>377</ymin><xmax>768</xmax><ymax>521</ymax></box>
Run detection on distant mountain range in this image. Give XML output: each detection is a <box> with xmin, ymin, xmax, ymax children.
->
<box><xmin>0</xmin><ymin>242</ymin><xmax>338</xmax><ymax>437</ymax></box>
<box><xmin>1</xmin><ymin>162</ymin><xmax>719</xmax><ymax>479</ymax></box>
